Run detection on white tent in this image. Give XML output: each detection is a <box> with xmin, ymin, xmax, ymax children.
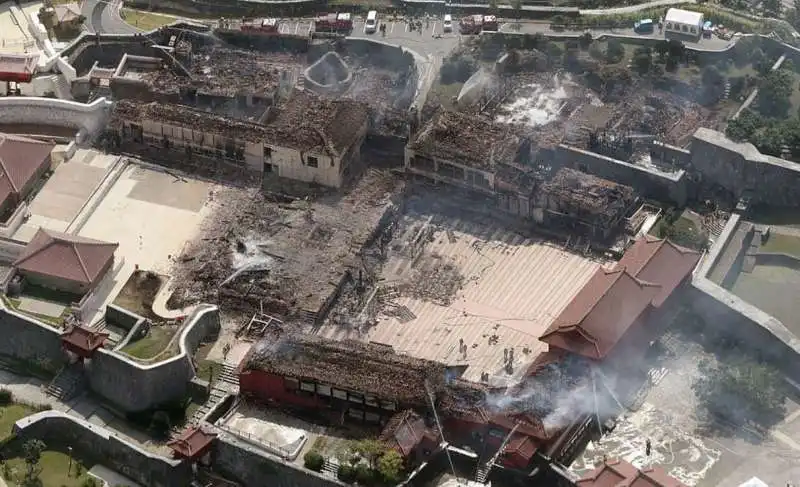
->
<box><xmin>664</xmin><ymin>8</ymin><xmax>704</xmax><ymax>38</ymax></box>
<box><xmin>738</xmin><ymin>478</ymin><xmax>770</xmax><ymax>487</ymax></box>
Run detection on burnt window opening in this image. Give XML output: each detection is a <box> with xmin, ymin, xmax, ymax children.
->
<box><xmin>306</xmin><ymin>156</ymin><xmax>319</xmax><ymax>168</ymax></box>
<box><xmin>263</xmin><ymin>146</ymin><xmax>272</xmax><ymax>158</ymax></box>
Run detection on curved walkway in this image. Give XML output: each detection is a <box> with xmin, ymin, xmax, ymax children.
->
<box><xmin>82</xmin><ymin>0</ymin><xmax>140</xmax><ymax>34</ymax></box>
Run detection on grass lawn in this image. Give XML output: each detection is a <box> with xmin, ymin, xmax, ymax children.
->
<box><xmin>0</xmin><ymin>404</ymin><xmax>37</xmax><ymax>439</ymax></box>
<box><xmin>428</xmin><ymin>79</ymin><xmax>463</xmax><ymax>111</ymax></box>
<box><xmin>120</xmin><ymin>325</ymin><xmax>178</xmax><ymax>360</ymax></box>
<box><xmin>193</xmin><ymin>342</ymin><xmax>223</xmax><ymax>384</ymax></box>
<box><xmin>0</xmin><ymin>296</ymin><xmax>65</xmax><ymax>328</ymax></box>
<box><xmin>20</xmin><ymin>284</ymin><xmax>80</xmax><ymax>307</ymax></box>
<box><xmin>120</xmin><ymin>8</ymin><xmax>180</xmax><ymax>30</ymax></box>
<box><xmin>3</xmin><ymin>451</ymin><xmax>93</xmax><ymax>487</ymax></box>
<box><xmin>760</xmin><ymin>233</ymin><xmax>800</xmax><ymax>258</ymax></box>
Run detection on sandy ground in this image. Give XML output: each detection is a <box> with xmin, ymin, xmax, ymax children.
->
<box><xmin>77</xmin><ymin>162</ymin><xmax>216</xmax><ymax>324</ymax></box>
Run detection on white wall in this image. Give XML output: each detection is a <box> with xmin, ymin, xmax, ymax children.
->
<box><xmin>266</xmin><ymin>144</ymin><xmax>341</xmax><ymax>188</ymax></box>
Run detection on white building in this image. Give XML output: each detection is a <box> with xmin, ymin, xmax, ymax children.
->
<box><xmin>110</xmin><ymin>93</ymin><xmax>370</xmax><ymax>188</ymax></box>
<box><xmin>664</xmin><ymin>8</ymin><xmax>704</xmax><ymax>39</ymax></box>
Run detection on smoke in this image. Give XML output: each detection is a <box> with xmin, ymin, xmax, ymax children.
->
<box><xmin>484</xmin><ymin>361</ymin><xmax>636</xmax><ymax>434</ymax></box>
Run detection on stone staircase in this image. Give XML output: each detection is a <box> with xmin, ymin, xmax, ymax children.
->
<box><xmin>46</xmin><ymin>364</ymin><xmax>86</xmax><ymax>401</ymax></box>
<box><xmin>321</xmin><ymin>458</ymin><xmax>339</xmax><ymax>478</ymax></box>
<box><xmin>474</xmin><ymin>464</ymin><xmax>490</xmax><ymax>484</ymax></box>
<box><xmin>169</xmin><ymin>381</ymin><xmax>232</xmax><ymax>440</ymax></box>
<box><xmin>296</xmin><ymin>73</ymin><xmax>306</xmax><ymax>91</ymax></box>
<box><xmin>722</xmin><ymin>80</ymin><xmax>731</xmax><ymax>100</ymax></box>
<box><xmin>218</xmin><ymin>363</ymin><xmax>239</xmax><ymax>388</ymax></box>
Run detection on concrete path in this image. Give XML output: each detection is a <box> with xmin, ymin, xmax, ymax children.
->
<box><xmin>150</xmin><ymin>277</ymin><xmax>196</xmax><ymax>320</ymax></box>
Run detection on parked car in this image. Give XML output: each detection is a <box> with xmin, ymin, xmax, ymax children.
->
<box><xmin>443</xmin><ymin>14</ymin><xmax>452</xmax><ymax>32</ymax></box>
<box><xmin>365</xmin><ymin>10</ymin><xmax>378</xmax><ymax>34</ymax></box>
<box><xmin>634</xmin><ymin>18</ymin><xmax>654</xmax><ymax>34</ymax></box>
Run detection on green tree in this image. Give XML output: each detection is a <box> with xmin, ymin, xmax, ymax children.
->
<box><xmin>304</xmin><ymin>451</ymin><xmax>325</xmax><ymax>471</ymax></box>
<box><xmin>702</xmin><ymin>65</ymin><xmax>724</xmax><ymax>87</ymax></box>
<box><xmin>726</xmin><ymin>110</ymin><xmax>763</xmax><ymax>142</ymax></box>
<box><xmin>606</xmin><ymin>38</ymin><xmax>625</xmax><ymax>63</ymax></box>
<box><xmin>352</xmin><ymin>439</ymin><xmax>387</xmax><ymax>469</ymax></box>
<box><xmin>693</xmin><ymin>356</ymin><xmax>786</xmax><ymax>426</ymax></box>
<box><xmin>758</xmin><ymin>68</ymin><xmax>793</xmax><ymax>118</ymax></box>
<box><xmin>377</xmin><ymin>449</ymin><xmax>405</xmax><ymax>484</ymax></box>
<box><xmin>762</xmin><ymin>0</ymin><xmax>782</xmax><ymax>18</ymax></box>
<box><xmin>23</xmin><ymin>439</ymin><xmax>45</xmax><ymax>484</ymax></box>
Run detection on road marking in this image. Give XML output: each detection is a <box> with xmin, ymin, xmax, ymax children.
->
<box><xmin>405</xmin><ymin>22</ymin><xmax>410</xmax><ymax>33</ymax></box>
<box><xmin>390</xmin><ymin>21</ymin><xmax>395</xmax><ymax>33</ymax></box>
<box><xmin>783</xmin><ymin>408</ymin><xmax>800</xmax><ymax>425</ymax></box>
<box><xmin>772</xmin><ymin>430</ymin><xmax>800</xmax><ymax>452</ymax></box>
<box><xmin>431</xmin><ymin>21</ymin><xmax>438</xmax><ymax>35</ymax></box>
<box><xmin>363</xmin><ymin>20</ymin><xmax>367</xmax><ymax>34</ymax></box>
<box><xmin>295</xmin><ymin>22</ymin><xmax>299</xmax><ymax>34</ymax></box>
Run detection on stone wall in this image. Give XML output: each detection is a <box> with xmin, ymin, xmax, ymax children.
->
<box><xmin>0</xmin><ymin>97</ymin><xmax>112</xmax><ymax>140</ymax></box>
<box><xmin>690</xmin><ymin>128</ymin><xmax>800</xmax><ymax>205</ymax></box>
<box><xmin>14</xmin><ymin>411</ymin><xmax>192</xmax><ymax>487</ymax></box>
<box><xmin>87</xmin><ymin>304</ymin><xmax>220</xmax><ymax>413</ymax></box>
<box><xmin>213</xmin><ymin>431</ymin><xmax>347</xmax><ymax>487</ymax></box>
<box><xmin>0</xmin><ymin>308</ymin><xmax>65</xmax><ymax>372</ymax></box>
<box><xmin>691</xmin><ymin>214</ymin><xmax>800</xmax><ymax>380</ymax></box>
<box><xmin>105</xmin><ymin>303</ymin><xmax>145</xmax><ymax>331</ymax></box>
<box><xmin>555</xmin><ymin>144</ymin><xmax>688</xmax><ymax>205</ymax></box>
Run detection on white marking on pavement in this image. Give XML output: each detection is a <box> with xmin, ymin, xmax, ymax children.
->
<box><xmin>772</xmin><ymin>430</ymin><xmax>800</xmax><ymax>452</ymax></box>
<box><xmin>390</xmin><ymin>21</ymin><xmax>395</xmax><ymax>33</ymax></box>
<box><xmin>431</xmin><ymin>21</ymin><xmax>438</xmax><ymax>35</ymax></box>
<box><xmin>363</xmin><ymin>21</ymin><xmax>367</xmax><ymax>34</ymax></box>
<box><xmin>295</xmin><ymin>22</ymin><xmax>299</xmax><ymax>34</ymax></box>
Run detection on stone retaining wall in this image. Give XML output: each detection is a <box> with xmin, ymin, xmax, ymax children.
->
<box><xmin>0</xmin><ymin>97</ymin><xmax>112</xmax><ymax>141</ymax></box>
<box><xmin>87</xmin><ymin>304</ymin><xmax>220</xmax><ymax>413</ymax></box>
<box><xmin>0</xmin><ymin>308</ymin><xmax>64</xmax><ymax>373</ymax></box>
<box><xmin>14</xmin><ymin>411</ymin><xmax>192</xmax><ymax>487</ymax></box>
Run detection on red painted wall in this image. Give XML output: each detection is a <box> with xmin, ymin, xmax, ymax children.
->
<box><xmin>239</xmin><ymin>370</ymin><xmax>320</xmax><ymax>409</ymax></box>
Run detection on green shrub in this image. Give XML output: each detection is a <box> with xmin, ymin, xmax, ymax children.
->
<box><xmin>337</xmin><ymin>463</ymin><xmax>356</xmax><ymax>483</ymax></box>
<box><xmin>0</xmin><ymin>389</ymin><xmax>13</xmax><ymax>406</ymax></box>
<box><xmin>354</xmin><ymin>464</ymin><xmax>374</xmax><ymax>485</ymax></box>
<box><xmin>304</xmin><ymin>451</ymin><xmax>325</xmax><ymax>471</ymax></box>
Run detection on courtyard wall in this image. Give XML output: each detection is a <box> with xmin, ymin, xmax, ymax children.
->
<box><xmin>87</xmin><ymin>304</ymin><xmax>220</xmax><ymax>413</ymax></box>
<box><xmin>0</xmin><ymin>308</ymin><xmax>65</xmax><ymax>372</ymax></box>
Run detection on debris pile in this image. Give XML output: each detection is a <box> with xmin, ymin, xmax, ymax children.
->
<box><xmin>169</xmin><ymin>170</ymin><xmax>403</xmax><ymax>321</ymax></box>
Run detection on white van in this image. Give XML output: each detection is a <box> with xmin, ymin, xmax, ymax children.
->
<box><xmin>443</xmin><ymin>14</ymin><xmax>453</xmax><ymax>32</ymax></box>
<box><xmin>365</xmin><ymin>10</ymin><xmax>378</xmax><ymax>33</ymax></box>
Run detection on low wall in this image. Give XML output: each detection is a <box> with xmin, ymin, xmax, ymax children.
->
<box><xmin>0</xmin><ymin>236</ymin><xmax>26</xmax><ymax>262</ymax></box>
<box><xmin>753</xmin><ymin>251</ymin><xmax>800</xmax><ymax>269</ymax></box>
<box><xmin>691</xmin><ymin>214</ymin><xmax>800</xmax><ymax>380</ymax></box>
<box><xmin>0</xmin><ymin>97</ymin><xmax>112</xmax><ymax>140</ymax></box>
<box><xmin>555</xmin><ymin>144</ymin><xmax>687</xmax><ymax>205</ymax></box>
<box><xmin>0</xmin><ymin>203</ymin><xmax>29</xmax><ymax>240</ymax></box>
<box><xmin>87</xmin><ymin>304</ymin><xmax>220</xmax><ymax>413</ymax></box>
<box><xmin>14</xmin><ymin>411</ymin><xmax>191</xmax><ymax>487</ymax></box>
<box><xmin>0</xmin><ymin>307</ymin><xmax>64</xmax><ymax>373</ymax></box>
<box><xmin>213</xmin><ymin>430</ymin><xmax>346</xmax><ymax>487</ymax></box>
<box><xmin>105</xmin><ymin>303</ymin><xmax>145</xmax><ymax>331</ymax></box>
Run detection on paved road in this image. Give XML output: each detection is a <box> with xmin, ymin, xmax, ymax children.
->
<box><xmin>579</xmin><ymin>0</ymin><xmax>696</xmax><ymax>15</ymax></box>
<box><xmin>82</xmin><ymin>0</ymin><xmax>139</xmax><ymax>34</ymax></box>
<box><xmin>498</xmin><ymin>21</ymin><xmax>735</xmax><ymax>51</ymax></box>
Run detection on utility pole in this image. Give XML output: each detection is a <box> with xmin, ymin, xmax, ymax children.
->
<box><xmin>424</xmin><ymin>380</ymin><xmax>458</xmax><ymax>481</ymax></box>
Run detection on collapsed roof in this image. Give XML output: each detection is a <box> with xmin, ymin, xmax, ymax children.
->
<box><xmin>409</xmin><ymin>110</ymin><xmax>524</xmax><ymax>170</ymax></box>
<box><xmin>243</xmin><ymin>333</ymin><xmax>447</xmax><ymax>405</ymax></box>
<box><xmin>112</xmin><ymin>92</ymin><xmax>370</xmax><ymax>157</ymax></box>
<box><xmin>538</xmin><ymin>168</ymin><xmax>637</xmax><ymax>224</ymax></box>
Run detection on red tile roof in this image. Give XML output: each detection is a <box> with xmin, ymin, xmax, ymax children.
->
<box><xmin>577</xmin><ymin>459</ymin><xmax>687</xmax><ymax>487</ymax></box>
<box><xmin>60</xmin><ymin>324</ymin><xmax>108</xmax><ymax>352</ymax></box>
<box><xmin>167</xmin><ymin>426</ymin><xmax>217</xmax><ymax>458</ymax></box>
<box><xmin>539</xmin><ymin>268</ymin><xmax>660</xmax><ymax>360</ymax></box>
<box><xmin>380</xmin><ymin>410</ymin><xmax>429</xmax><ymax>457</ymax></box>
<box><xmin>503</xmin><ymin>433</ymin><xmax>537</xmax><ymax>462</ymax></box>
<box><xmin>616</xmin><ymin>236</ymin><xmax>701</xmax><ymax>307</ymax></box>
<box><xmin>0</xmin><ymin>134</ymin><xmax>54</xmax><ymax>208</ymax></box>
<box><xmin>14</xmin><ymin>228</ymin><xmax>118</xmax><ymax>286</ymax></box>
